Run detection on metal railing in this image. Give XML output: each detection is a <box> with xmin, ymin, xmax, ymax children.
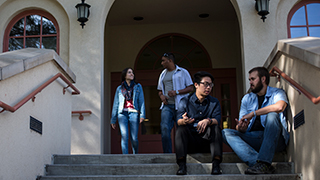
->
<box><xmin>0</xmin><ymin>73</ymin><xmax>80</xmax><ymax>113</ymax></box>
<box><xmin>270</xmin><ymin>66</ymin><xmax>320</xmax><ymax>104</ymax></box>
<box><xmin>72</xmin><ymin>110</ymin><xmax>92</xmax><ymax>120</ymax></box>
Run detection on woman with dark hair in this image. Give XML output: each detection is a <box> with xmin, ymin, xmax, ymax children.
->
<box><xmin>111</xmin><ymin>67</ymin><xmax>146</xmax><ymax>154</ymax></box>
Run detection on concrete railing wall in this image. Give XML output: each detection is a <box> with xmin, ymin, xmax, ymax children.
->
<box><xmin>0</xmin><ymin>49</ymin><xmax>76</xmax><ymax>180</ymax></box>
<box><xmin>265</xmin><ymin>37</ymin><xmax>320</xmax><ymax>180</ymax></box>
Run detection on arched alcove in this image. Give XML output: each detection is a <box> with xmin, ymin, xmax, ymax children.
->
<box><xmin>104</xmin><ymin>0</ymin><xmax>241</xmax><ymax>153</ymax></box>
<box><xmin>135</xmin><ymin>33</ymin><xmax>211</xmax><ymax>70</ymax></box>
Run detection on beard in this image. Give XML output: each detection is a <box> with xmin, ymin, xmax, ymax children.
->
<box><xmin>251</xmin><ymin>80</ymin><xmax>263</xmax><ymax>93</ymax></box>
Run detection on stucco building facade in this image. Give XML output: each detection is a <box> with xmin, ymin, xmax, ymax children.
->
<box><xmin>1</xmin><ymin>0</ymin><xmax>320</xmax><ymax>179</ymax></box>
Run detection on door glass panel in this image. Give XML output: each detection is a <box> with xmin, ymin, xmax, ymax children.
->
<box><xmin>148</xmin><ymin>36</ymin><xmax>171</xmax><ymax>56</ymax></box>
<box><xmin>141</xmin><ymin>86</ymin><xmax>161</xmax><ymax>135</ymax></box>
<box><xmin>222</xmin><ymin>117</ymin><xmax>231</xmax><ymax>129</ymax></box>
<box><xmin>26</xmin><ymin>15</ymin><xmax>41</xmax><ymax>36</ymax></box>
<box><xmin>9</xmin><ymin>38</ymin><xmax>23</xmax><ymax>51</ymax></box>
<box><xmin>185</xmin><ymin>46</ymin><xmax>208</xmax><ymax>68</ymax></box>
<box><xmin>136</xmin><ymin>34</ymin><xmax>211</xmax><ymax>70</ymax></box>
<box><xmin>175</xmin><ymin>55</ymin><xmax>190</xmax><ymax>68</ymax></box>
<box><xmin>221</xmin><ymin>84</ymin><xmax>230</xmax><ymax>99</ymax></box>
<box><xmin>26</xmin><ymin>37</ymin><xmax>40</xmax><ymax>48</ymax></box>
<box><xmin>221</xmin><ymin>100</ymin><xmax>231</xmax><ymax>116</ymax></box>
<box><xmin>10</xmin><ymin>18</ymin><xmax>24</xmax><ymax>36</ymax></box>
<box><xmin>136</xmin><ymin>48</ymin><xmax>161</xmax><ymax>70</ymax></box>
<box><xmin>221</xmin><ymin>84</ymin><xmax>232</xmax><ymax>129</ymax></box>
<box><xmin>171</xmin><ymin>36</ymin><xmax>196</xmax><ymax>55</ymax></box>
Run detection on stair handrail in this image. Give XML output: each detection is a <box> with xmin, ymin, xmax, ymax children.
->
<box><xmin>72</xmin><ymin>110</ymin><xmax>92</xmax><ymax>120</ymax></box>
<box><xmin>270</xmin><ymin>66</ymin><xmax>320</xmax><ymax>104</ymax></box>
<box><xmin>0</xmin><ymin>73</ymin><xmax>80</xmax><ymax>113</ymax></box>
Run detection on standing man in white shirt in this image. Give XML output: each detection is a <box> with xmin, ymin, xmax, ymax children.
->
<box><xmin>157</xmin><ymin>52</ymin><xmax>194</xmax><ymax>153</ymax></box>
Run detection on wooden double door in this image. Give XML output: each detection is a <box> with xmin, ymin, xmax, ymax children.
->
<box><xmin>110</xmin><ymin>68</ymin><xmax>238</xmax><ymax>154</ymax></box>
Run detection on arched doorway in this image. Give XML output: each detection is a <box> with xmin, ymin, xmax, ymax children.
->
<box><xmin>135</xmin><ymin>33</ymin><xmax>212</xmax><ymax>153</ymax></box>
<box><xmin>105</xmin><ymin>0</ymin><xmax>242</xmax><ymax>154</ymax></box>
<box><xmin>110</xmin><ymin>33</ymin><xmax>238</xmax><ymax>153</ymax></box>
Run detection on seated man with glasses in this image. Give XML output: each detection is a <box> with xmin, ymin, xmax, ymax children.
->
<box><xmin>175</xmin><ymin>71</ymin><xmax>223</xmax><ymax>175</ymax></box>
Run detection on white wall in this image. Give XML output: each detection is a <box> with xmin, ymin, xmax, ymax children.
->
<box><xmin>67</xmin><ymin>0</ymin><xmax>114</xmax><ymax>154</ymax></box>
<box><xmin>0</xmin><ymin>0</ymin><xmax>114</xmax><ymax>155</ymax></box>
<box><xmin>0</xmin><ymin>61</ymin><xmax>73</xmax><ymax>180</ymax></box>
<box><xmin>270</xmin><ymin>56</ymin><xmax>320</xmax><ymax>180</ymax></box>
<box><xmin>231</xmin><ymin>0</ymin><xmax>300</xmax><ymax>92</ymax></box>
<box><xmin>266</xmin><ymin>37</ymin><xmax>320</xmax><ymax>180</ymax></box>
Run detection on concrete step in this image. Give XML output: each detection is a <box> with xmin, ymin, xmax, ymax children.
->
<box><xmin>45</xmin><ymin>162</ymin><xmax>294</xmax><ymax>176</ymax></box>
<box><xmin>38</xmin><ymin>174</ymin><xmax>302</xmax><ymax>180</ymax></box>
<box><xmin>38</xmin><ymin>153</ymin><xmax>298</xmax><ymax>180</ymax></box>
<box><xmin>52</xmin><ymin>152</ymin><xmax>287</xmax><ymax>164</ymax></box>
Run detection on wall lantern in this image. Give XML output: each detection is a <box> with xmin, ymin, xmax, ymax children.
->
<box><xmin>75</xmin><ymin>0</ymin><xmax>91</xmax><ymax>28</ymax></box>
<box><xmin>255</xmin><ymin>0</ymin><xmax>270</xmax><ymax>22</ymax></box>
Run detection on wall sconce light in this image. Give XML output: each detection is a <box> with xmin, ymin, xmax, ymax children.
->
<box><xmin>75</xmin><ymin>0</ymin><xmax>91</xmax><ymax>28</ymax></box>
<box><xmin>255</xmin><ymin>0</ymin><xmax>270</xmax><ymax>22</ymax></box>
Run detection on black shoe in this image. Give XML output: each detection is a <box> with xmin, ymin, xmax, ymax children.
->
<box><xmin>211</xmin><ymin>163</ymin><xmax>222</xmax><ymax>175</ymax></box>
<box><xmin>176</xmin><ymin>163</ymin><xmax>187</xmax><ymax>175</ymax></box>
<box><xmin>245</xmin><ymin>162</ymin><xmax>275</xmax><ymax>174</ymax></box>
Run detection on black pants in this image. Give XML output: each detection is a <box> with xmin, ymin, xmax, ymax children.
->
<box><xmin>175</xmin><ymin>125</ymin><xmax>223</xmax><ymax>163</ymax></box>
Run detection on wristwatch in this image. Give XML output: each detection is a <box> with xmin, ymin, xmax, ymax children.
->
<box><xmin>176</xmin><ymin>90</ymin><xmax>179</xmax><ymax>95</ymax></box>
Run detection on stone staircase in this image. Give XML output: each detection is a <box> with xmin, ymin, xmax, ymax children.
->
<box><xmin>37</xmin><ymin>152</ymin><xmax>301</xmax><ymax>180</ymax></box>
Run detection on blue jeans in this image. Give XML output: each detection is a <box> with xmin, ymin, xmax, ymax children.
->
<box><xmin>118</xmin><ymin>111</ymin><xmax>139</xmax><ymax>154</ymax></box>
<box><xmin>222</xmin><ymin>112</ymin><xmax>287</xmax><ymax>167</ymax></box>
<box><xmin>160</xmin><ymin>104</ymin><xmax>176</xmax><ymax>153</ymax></box>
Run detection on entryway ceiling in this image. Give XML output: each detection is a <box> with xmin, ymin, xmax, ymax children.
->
<box><xmin>107</xmin><ymin>0</ymin><xmax>237</xmax><ymax>26</ymax></box>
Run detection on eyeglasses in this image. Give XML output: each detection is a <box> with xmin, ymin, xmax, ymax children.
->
<box><xmin>163</xmin><ymin>53</ymin><xmax>169</xmax><ymax>57</ymax></box>
<box><xmin>199</xmin><ymin>82</ymin><xmax>214</xmax><ymax>88</ymax></box>
<box><xmin>163</xmin><ymin>52</ymin><xmax>174</xmax><ymax>57</ymax></box>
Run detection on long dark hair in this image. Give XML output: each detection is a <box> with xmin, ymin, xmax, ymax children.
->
<box><xmin>121</xmin><ymin>67</ymin><xmax>136</xmax><ymax>83</ymax></box>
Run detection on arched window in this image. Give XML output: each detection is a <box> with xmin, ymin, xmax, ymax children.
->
<box><xmin>3</xmin><ymin>10</ymin><xmax>59</xmax><ymax>53</ymax></box>
<box><xmin>288</xmin><ymin>1</ymin><xmax>320</xmax><ymax>38</ymax></box>
<box><xmin>135</xmin><ymin>33</ymin><xmax>211</xmax><ymax>70</ymax></box>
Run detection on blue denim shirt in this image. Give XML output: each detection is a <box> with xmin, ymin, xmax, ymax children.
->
<box><xmin>157</xmin><ymin>65</ymin><xmax>193</xmax><ymax>110</ymax></box>
<box><xmin>111</xmin><ymin>83</ymin><xmax>146</xmax><ymax>124</ymax></box>
<box><xmin>239</xmin><ymin>86</ymin><xmax>289</xmax><ymax>145</ymax></box>
<box><xmin>177</xmin><ymin>93</ymin><xmax>221</xmax><ymax>131</ymax></box>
